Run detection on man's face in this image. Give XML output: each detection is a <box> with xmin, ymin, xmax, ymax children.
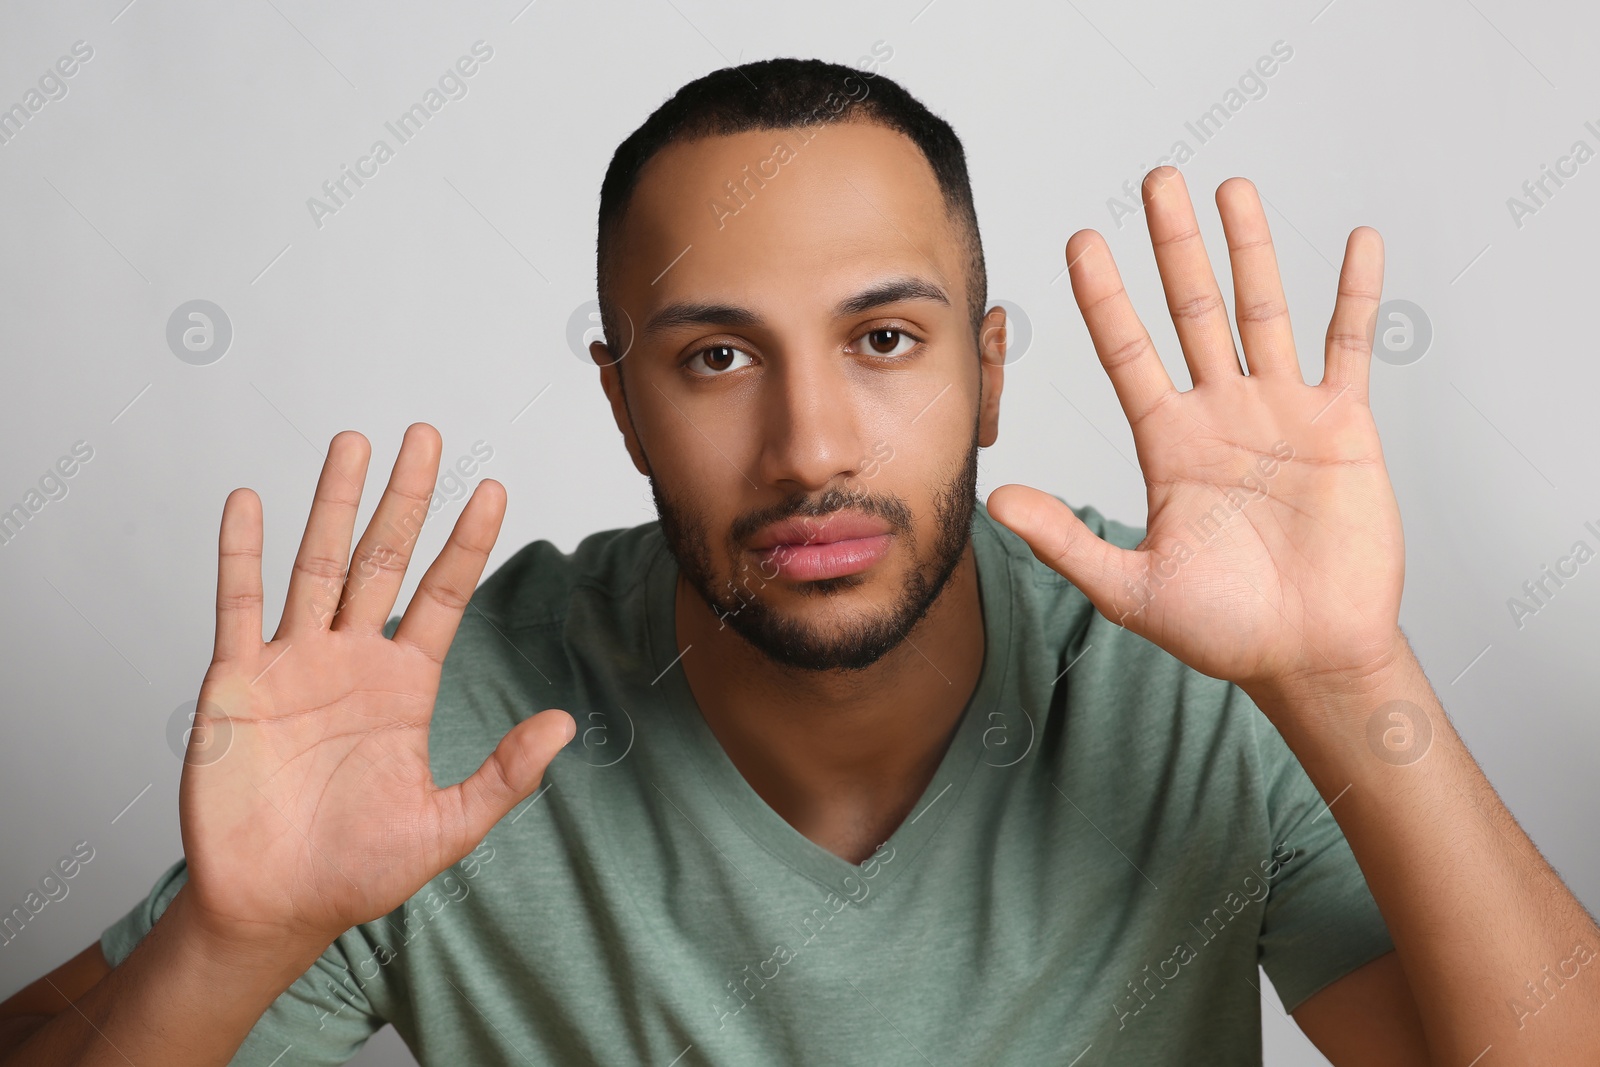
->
<box><xmin>595</xmin><ymin>120</ymin><xmax>1004</xmax><ymax>672</ymax></box>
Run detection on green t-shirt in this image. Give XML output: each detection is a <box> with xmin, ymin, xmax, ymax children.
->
<box><xmin>102</xmin><ymin>499</ymin><xmax>1394</xmax><ymax>1065</ymax></box>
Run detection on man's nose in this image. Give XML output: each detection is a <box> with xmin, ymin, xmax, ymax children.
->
<box><xmin>754</xmin><ymin>353</ymin><xmax>867</xmax><ymax>493</ymax></box>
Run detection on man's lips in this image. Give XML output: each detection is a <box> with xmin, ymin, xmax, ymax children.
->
<box><xmin>746</xmin><ymin>511</ymin><xmax>893</xmax><ymax>550</ymax></box>
<box><xmin>746</xmin><ymin>511</ymin><xmax>894</xmax><ymax>582</ymax></box>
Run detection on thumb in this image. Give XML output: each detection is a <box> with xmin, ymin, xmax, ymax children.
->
<box><xmin>985</xmin><ymin>485</ymin><xmax>1142</xmax><ymax>622</ymax></box>
<box><xmin>450</xmin><ymin>708</ymin><xmax>576</xmax><ymax>842</ymax></box>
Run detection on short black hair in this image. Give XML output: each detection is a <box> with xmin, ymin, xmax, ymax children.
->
<box><xmin>594</xmin><ymin>56</ymin><xmax>987</xmax><ymax>365</ymax></box>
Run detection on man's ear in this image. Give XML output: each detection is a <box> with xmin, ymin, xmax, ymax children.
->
<box><xmin>977</xmin><ymin>304</ymin><xmax>1007</xmax><ymax>448</ymax></box>
<box><xmin>592</xmin><ymin>340</ymin><xmax>651</xmax><ymax>477</ymax></box>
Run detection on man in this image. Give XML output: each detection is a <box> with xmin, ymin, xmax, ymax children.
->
<box><xmin>2</xmin><ymin>56</ymin><xmax>1596</xmax><ymax>1066</ymax></box>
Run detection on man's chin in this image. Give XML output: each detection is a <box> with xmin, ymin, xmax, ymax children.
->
<box><xmin>706</xmin><ymin>565</ymin><xmax>933</xmax><ymax>673</ymax></box>
<box><xmin>718</xmin><ymin>611</ymin><xmax>906</xmax><ymax>673</ymax></box>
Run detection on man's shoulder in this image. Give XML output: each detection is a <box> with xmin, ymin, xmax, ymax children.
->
<box><xmin>465</xmin><ymin>517</ymin><xmax>666</xmax><ymax>633</ymax></box>
<box><xmin>418</xmin><ymin>518</ymin><xmax>666</xmax><ymax>777</ymax></box>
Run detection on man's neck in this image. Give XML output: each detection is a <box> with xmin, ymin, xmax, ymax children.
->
<box><xmin>675</xmin><ymin>542</ymin><xmax>986</xmax><ymax>865</ymax></box>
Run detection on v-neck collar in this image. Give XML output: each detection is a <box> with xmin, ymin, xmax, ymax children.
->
<box><xmin>643</xmin><ymin>502</ymin><xmax>1016</xmax><ymax>901</ymax></box>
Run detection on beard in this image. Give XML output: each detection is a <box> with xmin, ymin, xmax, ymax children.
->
<box><xmin>650</xmin><ymin>420</ymin><xmax>980</xmax><ymax>673</ymax></box>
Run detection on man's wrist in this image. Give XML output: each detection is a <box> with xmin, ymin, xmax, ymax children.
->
<box><xmin>163</xmin><ymin>884</ymin><xmax>334</xmax><ymax>993</ymax></box>
<box><xmin>1236</xmin><ymin>626</ymin><xmax>1461</xmax><ymax>798</ymax></box>
<box><xmin>1240</xmin><ymin>625</ymin><xmax>1414</xmax><ymax>723</ymax></box>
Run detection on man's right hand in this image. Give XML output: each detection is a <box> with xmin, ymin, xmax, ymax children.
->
<box><xmin>179</xmin><ymin>422</ymin><xmax>575</xmax><ymax>956</ymax></box>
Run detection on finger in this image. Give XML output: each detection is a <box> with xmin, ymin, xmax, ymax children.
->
<box><xmin>1323</xmin><ymin>227</ymin><xmax>1385</xmax><ymax>397</ymax></box>
<box><xmin>986</xmin><ymin>485</ymin><xmax>1146</xmax><ymax>623</ymax></box>
<box><xmin>274</xmin><ymin>431</ymin><xmax>372</xmax><ymax>639</ymax></box>
<box><xmin>1065</xmin><ymin>229</ymin><xmax>1179</xmax><ymax>428</ymax></box>
<box><xmin>1142</xmin><ymin>167</ymin><xmax>1242</xmax><ymax>385</ymax></box>
<box><xmin>1216</xmin><ymin>177</ymin><xmax>1301</xmax><ymax>380</ymax></box>
<box><xmin>393</xmin><ymin>478</ymin><xmax>507</xmax><ymax>662</ymax></box>
<box><xmin>334</xmin><ymin>423</ymin><xmax>443</xmax><ymax>633</ymax></box>
<box><xmin>445</xmin><ymin>708</ymin><xmax>576</xmax><ymax>843</ymax></box>
<box><xmin>213</xmin><ymin>488</ymin><xmax>265</xmax><ymax>663</ymax></box>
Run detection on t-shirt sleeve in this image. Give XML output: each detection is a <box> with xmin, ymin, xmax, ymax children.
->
<box><xmin>1241</xmin><ymin>687</ymin><xmax>1397</xmax><ymax>1012</ymax></box>
<box><xmin>99</xmin><ymin>858</ymin><xmax>391</xmax><ymax>1065</ymax></box>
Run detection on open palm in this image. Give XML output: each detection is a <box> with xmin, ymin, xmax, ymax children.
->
<box><xmin>178</xmin><ymin>425</ymin><xmax>574</xmax><ymax>950</ymax></box>
<box><xmin>989</xmin><ymin>170</ymin><xmax>1404</xmax><ymax>691</ymax></box>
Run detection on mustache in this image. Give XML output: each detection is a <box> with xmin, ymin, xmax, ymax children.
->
<box><xmin>729</xmin><ymin>486</ymin><xmax>912</xmax><ymax>545</ymax></box>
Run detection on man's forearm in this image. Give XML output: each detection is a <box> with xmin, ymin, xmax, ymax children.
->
<box><xmin>1</xmin><ymin>885</ymin><xmax>331</xmax><ymax>1066</ymax></box>
<box><xmin>1245</xmin><ymin>631</ymin><xmax>1600</xmax><ymax>1063</ymax></box>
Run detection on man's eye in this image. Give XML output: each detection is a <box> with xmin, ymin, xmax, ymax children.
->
<box><xmin>686</xmin><ymin>344</ymin><xmax>754</xmax><ymax>375</ymax></box>
<box><xmin>851</xmin><ymin>328</ymin><xmax>919</xmax><ymax>357</ymax></box>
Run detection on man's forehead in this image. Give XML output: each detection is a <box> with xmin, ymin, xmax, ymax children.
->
<box><xmin>613</xmin><ymin>121</ymin><xmax>963</xmax><ymax>319</ymax></box>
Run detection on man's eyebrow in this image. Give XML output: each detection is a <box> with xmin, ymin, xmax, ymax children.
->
<box><xmin>642</xmin><ymin>301</ymin><xmax>764</xmax><ymax>337</ymax></box>
<box><xmin>640</xmin><ymin>277</ymin><xmax>952</xmax><ymax>338</ymax></box>
<box><xmin>833</xmin><ymin>277</ymin><xmax>950</xmax><ymax>318</ymax></box>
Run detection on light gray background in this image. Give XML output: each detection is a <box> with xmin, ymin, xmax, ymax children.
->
<box><xmin>2</xmin><ymin>1</ymin><xmax>1596</xmax><ymax>1064</ymax></box>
